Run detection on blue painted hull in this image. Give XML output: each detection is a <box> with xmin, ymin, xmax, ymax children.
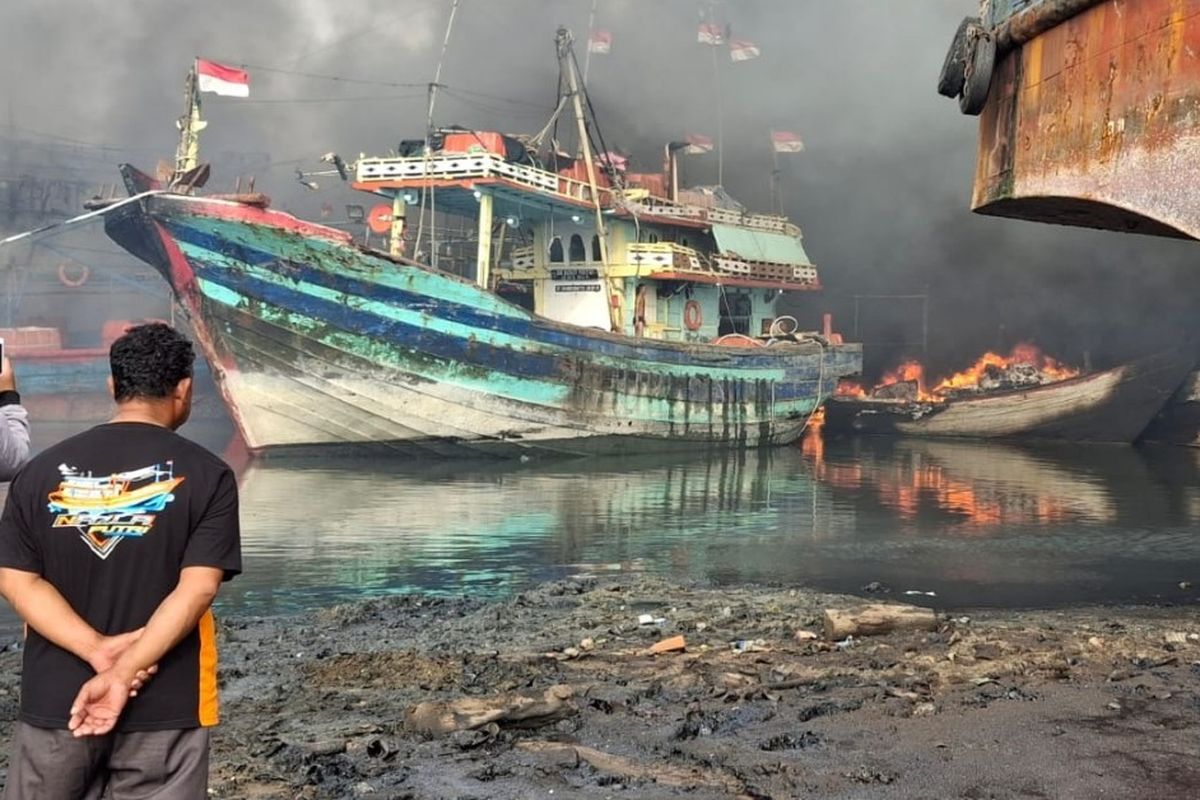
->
<box><xmin>104</xmin><ymin>194</ymin><xmax>861</xmax><ymax>457</ymax></box>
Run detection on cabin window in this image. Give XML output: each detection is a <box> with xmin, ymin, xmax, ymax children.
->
<box><xmin>549</xmin><ymin>236</ymin><xmax>564</xmax><ymax>263</ymax></box>
<box><xmin>569</xmin><ymin>234</ymin><xmax>586</xmax><ymax>263</ymax></box>
<box><xmin>591</xmin><ymin>235</ymin><xmax>602</xmax><ymax>261</ymax></box>
<box><xmin>718</xmin><ymin>291</ymin><xmax>753</xmax><ymax>337</ymax></box>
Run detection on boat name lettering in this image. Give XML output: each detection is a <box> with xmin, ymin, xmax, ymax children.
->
<box><xmin>554</xmin><ymin>283</ymin><xmax>603</xmax><ymax>293</ymax></box>
<box><xmin>550</xmin><ymin>269</ymin><xmax>600</xmax><ymax>281</ymax></box>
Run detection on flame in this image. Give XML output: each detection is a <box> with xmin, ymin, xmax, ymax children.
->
<box><xmin>835</xmin><ymin>379</ymin><xmax>866</xmax><ymax>398</ymax></box>
<box><xmin>930</xmin><ymin>342</ymin><xmax>1079</xmax><ymax>396</ymax></box>
<box><xmin>800</xmin><ymin>407</ymin><xmax>826</xmax><ymax>461</ymax></box>
<box><xmin>867</xmin><ymin>343</ymin><xmax>1081</xmax><ymax>402</ymax></box>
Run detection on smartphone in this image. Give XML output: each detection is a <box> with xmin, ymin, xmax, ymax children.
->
<box><xmin>0</xmin><ymin>337</ymin><xmax>5</xmax><ymax>371</ymax></box>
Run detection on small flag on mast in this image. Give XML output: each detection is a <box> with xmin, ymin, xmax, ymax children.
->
<box><xmin>588</xmin><ymin>30</ymin><xmax>613</xmax><ymax>54</ymax></box>
<box><xmin>729</xmin><ymin>39</ymin><xmax>761</xmax><ymax>62</ymax></box>
<box><xmin>697</xmin><ymin>23</ymin><xmax>724</xmax><ymax>45</ymax></box>
<box><xmin>196</xmin><ymin>58</ymin><xmax>250</xmax><ymax>97</ymax></box>
<box><xmin>771</xmin><ymin>130</ymin><xmax>805</xmax><ymax>154</ymax></box>
<box><xmin>683</xmin><ymin>134</ymin><xmax>714</xmax><ymax>155</ymax></box>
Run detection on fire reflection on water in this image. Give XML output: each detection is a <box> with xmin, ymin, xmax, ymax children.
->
<box><xmin>800</xmin><ymin>422</ymin><xmax>1116</xmax><ymax>529</ymax></box>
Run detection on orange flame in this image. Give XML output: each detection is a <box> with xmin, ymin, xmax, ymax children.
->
<box><xmin>868</xmin><ymin>343</ymin><xmax>1080</xmax><ymax>402</ymax></box>
<box><xmin>835</xmin><ymin>379</ymin><xmax>866</xmax><ymax>398</ymax></box>
<box><xmin>930</xmin><ymin>342</ymin><xmax>1079</xmax><ymax>397</ymax></box>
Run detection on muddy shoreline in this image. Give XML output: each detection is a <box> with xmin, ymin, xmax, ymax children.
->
<box><xmin>3</xmin><ymin>578</ymin><xmax>1200</xmax><ymax>798</ymax></box>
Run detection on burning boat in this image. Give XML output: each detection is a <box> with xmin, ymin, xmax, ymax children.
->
<box><xmin>96</xmin><ymin>31</ymin><xmax>860</xmax><ymax>457</ymax></box>
<box><xmin>824</xmin><ymin>344</ymin><xmax>1193</xmax><ymax>444</ymax></box>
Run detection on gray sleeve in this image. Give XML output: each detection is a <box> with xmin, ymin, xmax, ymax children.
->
<box><xmin>0</xmin><ymin>405</ymin><xmax>31</xmax><ymax>481</ymax></box>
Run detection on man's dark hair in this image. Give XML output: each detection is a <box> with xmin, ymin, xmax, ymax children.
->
<box><xmin>110</xmin><ymin>323</ymin><xmax>195</xmax><ymax>402</ymax></box>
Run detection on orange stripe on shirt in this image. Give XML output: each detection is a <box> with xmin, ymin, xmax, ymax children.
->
<box><xmin>198</xmin><ymin>609</ymin><xmax>220</xmax><ymax>726</ymax></box>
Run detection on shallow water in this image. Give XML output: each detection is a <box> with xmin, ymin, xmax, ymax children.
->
<box><xmin>10</xmin><ymin>420</ymin><xmax>1200</xmax><ymax>627</ymax></box>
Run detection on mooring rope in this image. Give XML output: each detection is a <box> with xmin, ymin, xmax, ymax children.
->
<box><xmin>0</xmin><ymin>190</ymin><xmax>165</xmax><ymax>249</ymax></box>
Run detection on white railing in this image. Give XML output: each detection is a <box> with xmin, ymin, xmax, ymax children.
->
<box><xmin>627</xmin><ymin>242</ymin><xmax>707</xmax><ymax>272</ymax></box>
<box><xmin>626</xmin><ymin>197</ymin><xmax>802</xmax><ymax>238</ymax></box>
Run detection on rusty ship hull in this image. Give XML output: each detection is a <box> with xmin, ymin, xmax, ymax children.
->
<box><xmin>824</xmin><ymin>347</ymin><xmax>1193</xmax><ymax>444</ymax></box>
<box><xmin>970</xmin><ymin>0</ymin><xmax>1200</xmax><ymax>239</ymax></box>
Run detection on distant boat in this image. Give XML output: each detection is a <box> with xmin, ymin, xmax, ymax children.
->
<box><xmin>824</xmin><ymin>348</ymin><xmax>1194</xmax><ymax>444</ymax></box>
<box><xmin>98</xmin><ymin>31</ymin><xmax>861</xmax><ymax>458</ymax></box>
<box><xmin>5</xmin><ymin>323</ymin><xmax>220</xmax><ymax>422</ymax></box>
<box><xmin>1141</xmin><ymin>369</ymin><xmax>1200</xmax><ymax>448</ymax></box>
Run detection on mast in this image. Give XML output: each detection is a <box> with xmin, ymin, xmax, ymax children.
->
<box><xmin>174</xmin><ymin>63</ymin><xmax>207</xmax><ymax>179</ymax></box>
<box><xmin>556</xmin><ymin>27</ymin><xmax>618</xmax><ymax>332</ymax></box>
<box><xmin>582</xmin><ymin>0</ymin><xmax>599</xmax><ymax>85</ymax></box>
<box><xmin>416</xmin><ymin>0</ymin><xmax>460</xmax><ymax>271</ymax></box>
<box><xmin>706</xmin><ymin>1</ymin><xmax>725</xmax><ymax>186</ymax></box>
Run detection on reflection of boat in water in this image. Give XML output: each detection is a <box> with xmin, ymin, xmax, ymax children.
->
<box><xmin>824</xmin><ymin>348</ymin><xmax>1194</xmax><ymax>444</ymax></box>
<box><xmin>1142</xmin><ymin>369</ymin><xmax>1200</xmax><ymax>448</ymax></box>
<box><xmin>810</xmin><ymin>437</ymin><xmax>1120</xmax><ymax>527</ymax></box>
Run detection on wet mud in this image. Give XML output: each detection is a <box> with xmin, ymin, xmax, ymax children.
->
<box><xmin>3</xmin><ymin>578</ymin><xmax>1200</xmax><ymax>798</ymax></box>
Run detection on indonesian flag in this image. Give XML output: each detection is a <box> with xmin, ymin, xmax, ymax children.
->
<box><xmin>597</xmin><ymin>151</ymin><xmax>628</xmax><ymax>171</ymax></box>
<box><xmin>771</xmin><ymin>130</ymin><xmax>805</xmax><ymax>154</ymax></box>
<box><xmin>729</xmin><ymin>39</ymin><xmax>761</xmax><ymax>62</ymax></box>
<box><xmin>697</xmin><ymin>22</ymin><xmax>724</xmax><ymax>45</ymax></box>
<box><xmin>588</xmin><ymin>29</ymin><xmax>613</xmax><ymax>54</ymax></box>
<box><xmin>196</xmin><ymin>58</ymin><xmax>250</xmax><ymax>97</ymax></box>
<box><xmin>683</xmin><ymin>133</ymin><xmax>714</xmax><ymax>155</ymax></box>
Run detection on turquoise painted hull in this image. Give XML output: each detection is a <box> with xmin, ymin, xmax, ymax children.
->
<box><xmin>104</xmin><ymin>194</ymin><xmax>861</xmax><ymax>457</ymax></box>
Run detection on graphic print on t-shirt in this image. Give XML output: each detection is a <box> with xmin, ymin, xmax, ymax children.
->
<box><xmin>47</xmin><ymin>462</ymin><xmax>185</xmax><ymax>559</ymax></box>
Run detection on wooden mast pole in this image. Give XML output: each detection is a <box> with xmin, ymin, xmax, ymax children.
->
<box><xmin>558</xmin><ymin>28</ymin><xmax>619</xmax><ymax>332</ymax></box>
<box><xmin>174</xmin><ymin>61</ymin><xmax>206</xmax><ymax>181</ymax></box>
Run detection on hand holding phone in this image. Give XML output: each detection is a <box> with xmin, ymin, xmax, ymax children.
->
<box><xmin>0</xmin><ymin>338</ymin><xmax>15</xmax><ymax>393</ymax></box>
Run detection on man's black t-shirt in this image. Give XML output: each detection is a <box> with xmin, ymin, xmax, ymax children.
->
<box><xmin>0</xmin><ymin>422</ymin><xmax>241</xmax><ymax>731</ymax></box>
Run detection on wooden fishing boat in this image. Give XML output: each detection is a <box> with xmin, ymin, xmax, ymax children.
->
<box><xmin>98</xmin><ymin>31</ymin><xmax>860</xmax><ymax>458</ymax></box>
<box><xmin>823</xmin><ymin>347</ymin><xmax>1194</xmax><ymax>444</ymax></box>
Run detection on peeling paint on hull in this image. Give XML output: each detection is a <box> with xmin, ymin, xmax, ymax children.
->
<box><xmin>104</xmin><ymin>195</ymin><xmax>861</xmax><ymax>457</ymax></box>
<box><xmin>974</xmin><ymin>0</ymin><xmax>1200</xmax><ymax>239</ymax></box>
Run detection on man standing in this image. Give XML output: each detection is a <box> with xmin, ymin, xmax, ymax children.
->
<box><xmin>0</xmin><ymin>357</ymin><xmax>30</xmax><ymax>481</ymax></box>
<box><xmin>0</xmin><ymin>323</ymin><xmax>241</xmax><ymax>799</ymax></box>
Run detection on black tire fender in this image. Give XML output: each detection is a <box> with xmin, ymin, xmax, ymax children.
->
<box><xmin>937</xmin><ymin>16</ymin><xmax>979</xmax><ymax>99</ymax></box>
<box><xmin>959</xmin><ymin>24</ymin><xmax>996</xmax><ymax>116</ymax></box>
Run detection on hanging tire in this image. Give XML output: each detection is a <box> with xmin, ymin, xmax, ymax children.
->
<box><xmin>937</xmin><ymin>16</ymin><xmax>979</xmax><ymax>99</ymax></box>
<box><xmin>959</xmin><ymin>24</ymin><xmax>996</xmax><ymax>116</ymax></box>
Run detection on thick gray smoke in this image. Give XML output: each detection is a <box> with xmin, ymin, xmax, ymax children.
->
<box><xmin>2</xmin><ymin>0</ymin><xmax>1197</xmax><ymax>376</ymax></box>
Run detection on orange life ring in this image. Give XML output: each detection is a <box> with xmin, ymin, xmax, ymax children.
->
<box><xmin>58</xmin><ymin>261</ymin><xmax>90</xmax><ymax>288</ymax></box>
<box><xmin>683</xmin><ymin>299</ymin><xmax>703</xmax><ymax>331</ymax></box>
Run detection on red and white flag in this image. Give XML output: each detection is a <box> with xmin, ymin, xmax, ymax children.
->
<box><xmin>697</xmin><ymin>22</ymin><xmax>724</xmax><ymax>45</ymax></box>
<box><xmin>771</xmin><ymin>130</ymin><xmax>805</xmax><ymax>154</ymax></box>
<box><xmin>683</xmin><ymin>134</ymin><xmax>714</xmax><ymax>155</ymax></box>
<box><xmin>588</xmin><ymin>29</ymin><xmax>613</xmax><ymax>54</ymax></box>
<box><xmin>729</xmin><ymin>39</ymin><xmax>761</xmax><ymax>62</ymax></box>
<box><xmin>196</xmin><ymin>58</ymin><xmax>250</xmax><ymax>97</ymax></box>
